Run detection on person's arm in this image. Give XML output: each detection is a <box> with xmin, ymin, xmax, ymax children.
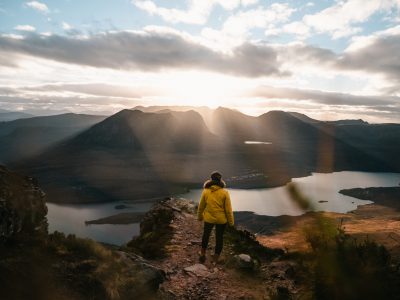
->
<box><xmin>197</xmin><ymin>190</ymin><xmax>207</xmax><ymax>221</ymax></box>
<box><xmin>224</xmin><ymin>191</ymin><xmax>234</xmax><ymax>226</ymax></box>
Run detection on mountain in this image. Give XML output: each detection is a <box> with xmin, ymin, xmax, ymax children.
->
<box><xmin>211</xmin><ymin>107</ymin><xmax>261</xmax><ymax>142</ymax></box>
<box><xmin>333</xmin><ymin>123</ymin><xmax>400</xmax><ymax>171</ymax></box>
<box><xmin>14</xmin><ymin>109</ymin><xmax>222</xmax><ymax>203</ymax></box>
<box><xmin>0</xmin><ymin>109</ymin><xmax>34</xmax><ymax>121</ymax></box>
<box><xmin>69</xmin><ymin>109</ymin><xmax>218</xmax><ymax>152</ymax></box>
<box><xmin>133</xmin><ymin>105</ymin><xmax>216</xmax><ymax>133</ymax></box>
<box><xmin>327</xmin><ymin>119</ymin><xmax>368</xmax><ymax>126</ymax></box>
<box><xmin>0</xmin><ymin>113</ymin><xmax>106</xmax><ymax>163</ymax></box>
<box><xmin>288</xmin><ymin>111</ymin><xmax>320</xmax><ymax>123</ymax></box>
<box><xmin>13</xmin><ymin>108</ymin><xmax>400</xmax><ymax>204</ymax></box>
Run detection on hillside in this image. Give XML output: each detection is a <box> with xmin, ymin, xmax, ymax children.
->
<box><xmin>0</xmin><ymin>113</ymin><xmax>106</xmax><ymax>163</ymax></box>
<box><xmin>0</xmin><ymin>109</ymin><xmax>33</xmax><ymax>122</ymax></box>
<box><xmin>69</xmin><ymin>109</ymin><xmax>218</xmax><ymax>152</ymax></box>
<box><xmin>14</xmin><ymin>110</ymin><xmax>224</xmax><ymax>203</ymax></box>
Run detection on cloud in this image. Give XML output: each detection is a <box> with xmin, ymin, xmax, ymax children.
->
<box><xmin>25</xmin><ymin>1</ymin><xmax>49</xmax><ymax>13</ymax></box>
<box><xmin>278</xmin><ymin>21</ymin><xmax>310</xmax><ymax>39</ymax></box>
<box><xmin>2</xmin><ymin>23</ymin><xmax>400</xmax><ymax>94</ymax></box>
<box><xmin>14</xmin><ymin>25</ymin><xmax>36</xmax><ymax>32</ymax></box>
<box><xmin>250</xmin><ymin>85</ymin><xmax>400</xmax><ymax>123</ymax></box>
<box><xmin>132</xmin><ymin>0</ymin><xmax>251</xmax><ymax>24</ymax></box>
<box><xmin>22</xmin><ymin>83</ymin><xmax>155</xmax><ymax>99</ymax></box>
<box><xmin>0</xmin><ymin>29</ymin><xmax>285</xmax><ymax>77</ymax></box>
<box><xmin>250</xmin><ymin>85</ymin><xmax>399</xmax><ymax>107</ymax></box>
<box><xmin>201</xmin><ymin>3</ymin><xmax>295</xmax><ymax>49</ymax></box>
<box><xmin>336</xmin><ymin>29</ymin><xmax>400</xmax><ymax>93</ymax></box>
<box><xmin>241</xmin><ymin>0</ymin><xmax>258</xmax><ymax>6</ymax></box>
<box><xmin>221</xmin><ymin>3</ymin><xmax>294</xmax><ymax>37</ymax></box>
<box><xmin>62</xmin><ymin>22</ymin><xmax>72</xmax><ymax>30</ymax></box>
<box><xmin>302</xmin><ymin>0</ymin><xmax>400</xmax><ymax>39</ymax></box>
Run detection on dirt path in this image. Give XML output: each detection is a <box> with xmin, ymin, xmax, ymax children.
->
<box><xmin>145</xmin><ymin>200</ymin><xmax>300</xmax><ymax>300</ymax></box>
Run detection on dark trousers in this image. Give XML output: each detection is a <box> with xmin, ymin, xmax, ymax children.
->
<box><xmin>201</xmin><ymin>222</ymin><xmax>227</xmax><ymax>255</ymax></box>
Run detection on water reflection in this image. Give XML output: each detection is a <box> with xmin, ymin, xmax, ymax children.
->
<box><xmin>47</xmin><ymin>201</ymin><xmax>152</xmax><ymax>245</ymax></box>
<box><xmin>46</xmin><ymin>172</ymin><xmax>400</xmax><ymax>245</ymax></box>
<box><xmin>244</xmin><ymin>141</ymin><xmax>272</xmax><ymax>145</ymax></box>
<box><xmin>183</xmin><ymin>172</ymin><xmax>400</xmax><ymax>216</ymax></box>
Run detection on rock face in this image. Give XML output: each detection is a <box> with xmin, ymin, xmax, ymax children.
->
<box><xmin>0</xmin><ymin>165</ymin><xmax>47</xmax><ymax>240</ymax></box>
<box><xmin>128</xmin><ymin>197</ymin><xmax>195</xmax><ymax>258</ymax></box>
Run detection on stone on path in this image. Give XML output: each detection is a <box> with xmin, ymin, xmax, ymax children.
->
<box><xmin>184</xmin><ymin>264</ymin><xmax>210</xmax><ymax>277</ymax></box>
<box><xmin>229</xmin><ymin>253</ymin><xmax>259</xmax><ymax>271</ymax></box>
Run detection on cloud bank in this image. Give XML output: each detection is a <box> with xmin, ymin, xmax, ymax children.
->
<box><xmin>0</xmin><ymin>30</ymin><xmax>285</xmax><ymax>77</ymax></box>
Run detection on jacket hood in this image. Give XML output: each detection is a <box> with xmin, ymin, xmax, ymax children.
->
<box><xmin>203</xmin><ymin>179</ymin><xmax>226</xmax><ymax>189</ymax></box>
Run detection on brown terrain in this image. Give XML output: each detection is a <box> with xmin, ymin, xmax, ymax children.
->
<box><xmin>257</xmin><ymin>187</ymin><xmax>400</xmax><ymax>262</ymax></box>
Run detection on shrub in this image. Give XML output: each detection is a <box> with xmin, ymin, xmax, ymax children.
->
<box><xmin>287</xmin><ymin>183</ymin><xmax>400</xmax><ymax>300</ymax></box>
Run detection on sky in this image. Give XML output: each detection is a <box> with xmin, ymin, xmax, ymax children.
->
<box><xmin>0</xmin><ymin>0</ymin><xmax>400</xmax><ymax>122</ymax></box>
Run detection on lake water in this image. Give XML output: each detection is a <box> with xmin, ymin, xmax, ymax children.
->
<box><xmin>46</xmin><ymin>171</ymin><xmax>400</xmax><ymax>245</ymax></box>
<box><xmin>47</xmin><ymin>201</ymin><xmax>152</xmax><ymax>245</ymax></box>
<box><xmin>244</xmin><ymin>141</ymin><xmax>272</xmax><ymax>145</ymax></box>
<box><xmin>183</xmin><ymin>171</ymin><xmax>400</xmax><ymax>216</ymax></box>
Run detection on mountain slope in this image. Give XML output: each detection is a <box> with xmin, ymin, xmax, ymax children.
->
<box><xmin>0</xmin><ymin>109</ymin><xmax>34</xmax><ymax>122</ymax></box>
<box><xmin>14</xmin><ymin>110</ymin><xmax>222</xmax><ymax>203</ymax></box>
<box><xmin>69</xmin><ymin>109</ymin><xmax>218</xmax><ymax>152</ymax></box>
<box><xmin>0</xmin><ymin>113</ymin><xmax>106</xmax><ymax>163</ymax></box>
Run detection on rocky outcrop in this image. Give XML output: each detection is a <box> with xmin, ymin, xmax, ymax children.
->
<box><xmin>0</xmin><ymin>165</ymin><xmax>47</xmax><ymax>240</ymax></box>
<box><xmin>127</xmin><ymin>197</ymin><xmax>195</xmax><ymax>258</ymax></box>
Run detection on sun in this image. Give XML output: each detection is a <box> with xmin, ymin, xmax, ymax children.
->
<box><xmin>162</xmin><ymin>71</ymin><xmax>249</xmax><ymax>107</ymax></box>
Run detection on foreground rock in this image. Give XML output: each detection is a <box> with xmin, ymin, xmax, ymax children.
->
<box><xmin>227</xmin><ymin>254</ymin><xmax>259</xmax><ymax>271</ymax></box>
<box><xmin>184</xmin><ymin>264</ymin><xmax>210</xmax><ymax>277</ymax></box>
<box><xmin>0</xmin><ymin>165</ymin><xmax>47</xmax><ymax>239</ymax></box>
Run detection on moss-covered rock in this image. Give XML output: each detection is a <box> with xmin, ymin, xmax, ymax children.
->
<box><xmin>0</xmin><ymin>165</ymin><xmax>47</xmax><ymax>240</ymax></box>
<box><xmin>127</xmin><ymin>198</ymin><xmax>177</xmax><ymax>258</ymax></box>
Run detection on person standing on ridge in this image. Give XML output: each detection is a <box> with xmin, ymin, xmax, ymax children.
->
<box><xmin>197</xmin><ymin>171</ymin><xmax>234</xmax><ymax>263</ymax></box>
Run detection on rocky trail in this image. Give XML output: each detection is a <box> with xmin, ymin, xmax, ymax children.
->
<box><xmin>128</xmin><ymin>198</ymin><xmax>303</xmax><ymax>300</ymax></box>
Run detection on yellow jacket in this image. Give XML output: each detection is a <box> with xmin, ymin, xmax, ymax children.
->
<box><xmin>197</xmin><ymin>185</ymin><xmax>234</xmax><ymax>226</ymax></box>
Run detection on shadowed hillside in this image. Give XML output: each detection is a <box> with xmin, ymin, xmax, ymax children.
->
<box><xmin>13</xmin><ymin>110</ymin><xmax>225</xmax><ymax>203</ymax></box>
<box><xmin>0</xmin><ymin>109</ymin><xmax>33</xmax><ymax>122</ymax></box>
<box><xmin>70</xmin><ymin>109</ymin><xmax>219</xmax><ymax>152</ymax></box>
<box><xmin>0</xmin><ymin>113</ymin><xmax>106</xmax><ymax>163</ymax></box>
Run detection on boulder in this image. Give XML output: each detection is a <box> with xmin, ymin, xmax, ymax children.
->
<box><xmin>228</xmin><ymin>253</ymin><xmax>259</xmax><ymax>271</ymax></box>
<box><xmin>0</xmin><ymin>166</ymin><xmax>47</xmax><ymax>240</ymax></box>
